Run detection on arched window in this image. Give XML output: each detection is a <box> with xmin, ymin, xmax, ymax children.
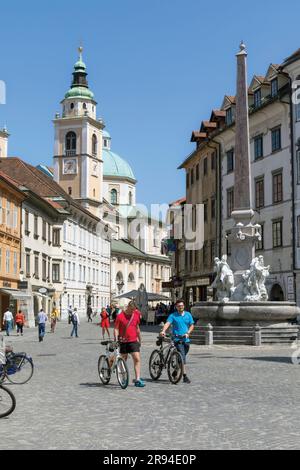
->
<box><xmin>83</xmin><ymin>103</ymin><xmax>87</xmax><ymax>110</ymax></box>
<box><xmin>111</xmin><ymin>189</ymin><xmax>118</xmax><ymax>205</ymax></box>
<box><xmin>92</xmin><ymin>134</ymin><xmax>97</xmax><ymax>155</ymax></box>
<box><xmin>70</xmin><ymin>103</ymin><xmax>74</xmax><ymax>110</ymax></box>
<box><xmin>66</xmin><ymin>131</ymin><xmax>77</xmax><ymax>155</ymax></box>
<box><xmin>68</xmin><ymin>187</ymin><xmax>72</xmax><ymax>196</ymax></box>
<box><xmin>128</xmin><ymin>273</ymin><xmax>135</xmax><ymax>283</ymax></box>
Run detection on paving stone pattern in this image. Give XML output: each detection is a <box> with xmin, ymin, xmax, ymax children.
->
<box><xmin>0</xmin><ymin>321</ymin><xmax>299</xmax><ymax>450</ymax></box>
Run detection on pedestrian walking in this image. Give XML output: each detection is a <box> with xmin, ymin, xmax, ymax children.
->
<box><xmin>38</xmin><ymin>309</ymin><xmax>48</xmax><ymax>343</ymax></box>
<box><xmin>15</xmin><ymin>310</ymin><xmax>25</xmax><ymax>336</ymax></box>
<box><xmin>50</xmin><ymin>304</ymin><xmax>59</xmax><ymax>333</ymax></box>
<box><xmin>87</xmin><ymin>306</ymin><xmax>93</xmax><ymax>323</ymax></box>
<box><xmin>70</xmin><ymin>308</ymin><xmax>80</xmax><ymax>338</ymax></box>
<box><xmin>100</xmin><ymin>307</ymin><xmax>111</xmax><ymax>340</ymax></box>
<box><xmin>114</xmin><ymin>301</ymin><xmax>145</xmax><ymax>388</ymax></box>
<box><xmin>68</xmin><ymin>305</ymin><xmax>73</xmax><ymax>325</ymax></box>
<box><xmin>3</xmin><ymin>310</ymin><xmax>14</xmax><ymax>336</ymax></box>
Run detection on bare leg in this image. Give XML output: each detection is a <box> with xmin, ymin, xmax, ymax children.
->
<box><xmin>131</xmin><ymin>352</ymin><xmax>141</xmax><ymax>381</ymax></box>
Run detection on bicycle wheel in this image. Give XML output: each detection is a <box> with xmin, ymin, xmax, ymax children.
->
<box><xmin>0</xmin><ymin>365</ymin><xmax>5</xmax><ymax>384</ymax></box>
<box><xmin>116</xmin><ymin>357</ymin><xmax>129</xmax><ymax>390</ymax></box>
<box><xmin>6</xmin><ymin>354</ymin><xmax>34</xmax><ymax>385</ymax></box>
<box><xmin>98</xmin><ymin>355</ymin><xmax>111</xmax><ymax>385</ymax></box>
<box><xmin>167</xmin><ymin>350</ymin><xmax>184</xmax><ymax>385</ymax></box>
<box><xmin>149</xmin><ymin>350</ymin><xmax>163</xmax><ymax>381</ymax></box>
<box><xmin>0</xmin><ymin>385</ymin><xmax>16</xmax><ymax>418</ymax></box>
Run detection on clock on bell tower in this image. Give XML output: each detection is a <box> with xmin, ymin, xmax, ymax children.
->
<box><xmin>53</xmin><ymin>47</ymin><xmax>104</xmax><ymax>217</ymax></box>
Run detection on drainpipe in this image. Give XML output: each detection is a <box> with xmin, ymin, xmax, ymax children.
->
<box><xmin>287</xmin><ymin>77</ymin><xmax>297</xmax><ymax>303</ymax></box>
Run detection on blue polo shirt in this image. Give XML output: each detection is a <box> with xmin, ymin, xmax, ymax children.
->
<box><xmin>167</xmin><ymin>311</ymin><xmax>194</xmax><ymax>343</ymax></box>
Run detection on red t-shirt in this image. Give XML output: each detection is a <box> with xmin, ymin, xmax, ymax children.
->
<box><xmin>115</xmin><ymin>311</ymin><xmax>141</xmax><ymax>343</ymax></box>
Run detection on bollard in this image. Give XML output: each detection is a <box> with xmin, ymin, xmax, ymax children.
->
<box><xmin>254</xmin><ymin>324</ymin><xmax>261</xmax><ymax>346</ymax></box>
<box><xmin>205</xmin><ymin>324</ymin><xmax>213</xmax><ymax>346</ymax></box>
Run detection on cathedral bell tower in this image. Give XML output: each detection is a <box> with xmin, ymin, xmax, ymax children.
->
<box><xmin>53</xmin><ymin>47</ymin><xmax>104</xmax><ymax>216</ymax></box>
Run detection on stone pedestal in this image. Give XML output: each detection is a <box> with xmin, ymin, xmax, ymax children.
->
<box><xmin>192</xmin><ymin>301</ymin><xmax>300</xmax><ymax>327</ymax></box>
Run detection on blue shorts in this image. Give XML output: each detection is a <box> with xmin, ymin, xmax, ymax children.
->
<box><xmin>175</xmin><ymin>342</ymin><xmax>190</xmax><ymax>364</ymax></box>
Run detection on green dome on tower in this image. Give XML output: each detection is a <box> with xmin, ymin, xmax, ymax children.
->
<box><xmin>64</xmin><ymin>47</ymin><xmax>95</xmax><ymax>101</ymax></box>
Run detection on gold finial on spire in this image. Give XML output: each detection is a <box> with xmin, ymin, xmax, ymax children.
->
<box><xmin>78</xmin><ymin>45</ymin><xmax>83</xmax><ymax>61</ymax></box>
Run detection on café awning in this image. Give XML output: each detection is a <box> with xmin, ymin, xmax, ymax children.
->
<box><xmin>0</xmin><ymin>289</ymin><xmax>32</xmax><ymax>300</ymax></box>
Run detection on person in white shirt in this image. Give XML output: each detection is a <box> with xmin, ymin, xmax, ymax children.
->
<box><xmin>70</xmin><ymin>308</ymin><xmax>80</xmax><ymax>338</ymax></box>
<box><xmin>3</xmin><ymin>310</ymin><xmax>14</xmax><ymax>337</ymax></box>
<box><xmin>38</xmin><ymin>309</ymin><xmax>48</xmax><ymax>343</ymax></box>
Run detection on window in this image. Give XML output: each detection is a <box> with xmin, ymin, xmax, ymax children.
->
<box><xmin>271</xmin><ymin>127</ymin><xmax>281</xmax><ymax>153</ymax></box>
<box><xmin>68</xmin><ymin>187</ymin><xmax>72</xmax><ymax>196</ymax></box>
<box><xmin>297</xmin><ymin>216</ymin><xmax>300</xmax><ymax>247</ymax></box>
<box><xmin>6</xmin><ymin>201</ymin><xmax>11</xmax><ymax>227</ymax></box>
<box><xmin>273</xmin><ymin>220</ymin><xmax>283</xmax><ymax>248</ymax></box>
<box><xmin>211</xmin><ymin>241</ymin><xmax>216</xmax><ymax>264</ymax></box>
<box><xmin>255</xmin><ymin>178</ymin><xmax>265</xmax><ymax>209</ymax></box>
<box><xmin>52</xmin><ymin>264</ymin><xmax>60</xmax><ymax>283</ymax></box>
<box><xmin>65</xmin><ymin>131</ymin><xmax>77</xmax><ymax>155</ymax></box>
<box><xmin>48</xmin><ymin>224</ymin><xmax>52</xmax><ymax>245</ymax></box>
<box><xmin>34</xmin><ymin>215</ymin><xmax>39</xmax><ymax>239</ymax></box>
<box><xmin>254</xmin><ymin>135</ymin><xmax>264</xmax><ymax>160</ymax></box>
<box><xmin>186</xmin><ymin>172</ymin><xmax>190</xmax><ymax>189</ymax></box>
<box><xmin>226</xmin><ymin>231</ymin><xmax>232</xmax><ymax>256</ymax></box>
<box><xmin>226</xmin><ymin>108</ymin><xmax>233</xmax><ymax>125</ymax></box>
<box><xmin>92</xmin><ymin>134</ymin><xmax>97</xmax><ymax>155</ymax></box>
<box><xmin>83</xmin><ymin>103</ymin><xmax>87</xmax><ymax>110</ymax></box>
<box><xmin>13</xmin><ymin>206</ymin><xmax>18</xmax><ymax>229</ymax></box>
<box><xmin>13</xmin><ymin>252</ymin><xmax>18</xmax><ymax>275</ymax></box>
<box><xmin>211</xmin><ymin>152</ymin><xmax>216</xmax><ymax>171</ymax></box>
<box><xmin>111</xmin><ymin>189</ymin><xmax>118</xmax><ymax>205</ymax></box>
<box><xmin>25</xmin><ymin>210</ymin><xmax>29</xmax><ymax>234</ymax></box>
<box><xmin>26</xmin><ymin>253</ymin><xmax>30</xmax><ymax>277</ymax></box>
<box><xmin>273</xmin><ymin>172</ymin><xmax>283</xmax><ymax>204</ymax></box>
<box><xmin>254</xmin><ymin>89</ymin><xmax>262</xmax><ymax>108</ymax></box>
<box><xmin>204</xmin><ymin>202</ymin><xmax>208</xmax><ymax>223</ymax></box>
<box><xmin>34</xmin><ymin>254</ymin><xmax>39</xmax><ymax>279</ymax></box>
<box><xmin>196</xmin><ymin>164</ymin><xmax>199</xmax><ymax>180</ymax></box>
<box><xmin>191</xmin><ymin>169</ymin><xmax>194</xmax><ymax>185</ymax></box>
<box><xmin>256</xmin><ymin>224</ymin><xmax>264</xmax><ymax>251</ymax></box>
<box><xmin>42</xmin><ymin>220</ymin><xmax>47</xmax><ymax>241</ymax></box>
<box><xmin>227</xmin><ymin>150</ymin><xmax>234</xmax><ymax>173</ymax></box>
<box><xmin>227</xmin><ymin>188</ymin><xmax>234</xmax><ymax>218</ymax></box>
<box><xmin>211</xmin><ymin>198</ymin><xmax>216</xmax><ymax>220</ymax></box>
<box><xmin>271</xmin><ymin>78</ymin><xmax>278</xmax><ymax>98</ymax></box>
<box><xmin>203</xmin><ymin>242</ymin><xmax>208</xmax><ymax>266</ymax></box>
<box><xmin>297</xmin><ymin>150</ymin><xmax>300</xmax><ymax>185</ymax></box>
<box><xmin>203</xmin><ymin>158</ymin><xmax>208</xmax><ymax>176</ymax></box>
<box><xmin>53</xmin><ymin>228</ymin><xmax>61</xmax><ymax>247</ymax></box>
<box><xmin>42</xmin><ymin>256</ymin><xmax>47</xmax><ymax>281</ymax></box>
<box><xmin>129</xmin><ymin>192</ymin><xmax>133</xmax><ymax>205</ymax></box>
<box><xmin>6</xmin><ymin>250</ymin><xmax>10</xmax><ymax>273</ymax></box>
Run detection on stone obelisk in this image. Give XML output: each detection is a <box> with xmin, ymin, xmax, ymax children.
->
<box><xmin>229</xmin><ymin>43</ymin><xmax>261</xmax><ymax>284</ymax></box>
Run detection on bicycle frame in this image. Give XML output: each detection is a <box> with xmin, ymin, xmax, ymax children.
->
<box><xmin>104</xmin><ymin>343</ymin><xmax>122</xmax><ymax>373</ymax></box>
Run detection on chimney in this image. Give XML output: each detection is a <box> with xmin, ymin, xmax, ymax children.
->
<box><xmin>0</xmin><ymin>128</ymin><xmax>9</xmax><ymax>158</ymax></box>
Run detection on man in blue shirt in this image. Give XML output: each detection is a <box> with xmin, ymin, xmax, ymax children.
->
<box><xmin>160</xmin><ymin>299</ymin><xmax>195</xmax><ymax>384</ymax></box>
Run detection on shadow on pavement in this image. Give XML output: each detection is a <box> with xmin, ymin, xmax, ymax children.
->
<box><xmin>80</xmin><ymin>382</ymin><xmax>121</xmax><ymax>389</ymax></box>
<box><xmin>217</xmin><ymin>356</ymin><xmax>293</xmax><ymax>364</ymax></box>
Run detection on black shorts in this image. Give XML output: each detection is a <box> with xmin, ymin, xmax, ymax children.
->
<box><xmin>120</xmin><ymin>342</ymin><xmax>140</xmax><ymax>354</ymax></box>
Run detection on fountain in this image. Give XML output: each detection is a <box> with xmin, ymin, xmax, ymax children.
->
<box><xmin>192</xmin><ymin>43</ymin><xmax>300</xmax><ymax>329</ymax></box>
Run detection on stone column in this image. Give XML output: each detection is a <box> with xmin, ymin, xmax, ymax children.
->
<box><xmin>229</xmin><ymin>43</ymin><xmax>260</xmax><ymax>284</ymax></box>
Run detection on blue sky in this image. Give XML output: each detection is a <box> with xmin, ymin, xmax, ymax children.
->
<box><xmin>0</xmin><ymin>0</ymin><xmax>300</xmax><ymax>206</ymax></box>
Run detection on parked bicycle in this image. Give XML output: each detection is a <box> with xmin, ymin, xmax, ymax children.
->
<box><xmin>0</xmin><ymin>346</ymin><xmax>34</xmax><ymax>385</ymax></box>
<box><xmin>149</xmin><ymin>334</ymin><xmax>184</xmax><ymax>384</ymax></box>
<box><xmin>98</xmin><ymin>341</ymin><xmax>129</xmax><ymax>390</ymax></box>
<box><xmin>0</xmin><ymin>384</ymin><xmax>16</xmax><ymax>418</ymax></box>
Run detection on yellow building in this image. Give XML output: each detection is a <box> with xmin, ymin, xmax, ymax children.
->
<box><xmin>0</xmin><ymin>170</ymin><xmax>25</xmax><ymax>328</ymax></box>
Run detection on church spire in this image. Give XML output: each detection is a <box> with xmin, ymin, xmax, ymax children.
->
<box><xmin>64</xmin><ymin>47</ymin><xmax>95</xmax><ymax>100</ymax></box>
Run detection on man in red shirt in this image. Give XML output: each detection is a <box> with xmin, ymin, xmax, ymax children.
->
<box><xmin>114</xmin><ymin>301</ymin><xmax>145</xmax><ymax>388</ymax></box>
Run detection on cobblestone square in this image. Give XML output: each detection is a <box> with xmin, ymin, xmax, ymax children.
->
<box><xmin>0</xmin><ymin>321</ymin><xmax>299</xmax><ymax>450</ymax></box>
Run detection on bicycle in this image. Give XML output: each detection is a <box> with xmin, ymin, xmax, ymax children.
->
<box><xmin>0</xmin><ymin>347</ymin><xmax>34</xmax><ymax>385</ymax></box>
<box><xmin>149</xmin><ymin>334</ymin><xmax>184</xmax><ymax>385</ymax></box>
<box><xmin>0</xmin><ymin>384</ymin><xmax>16</xmax><ymax>418</ymax></box>
<box><xmin>98</xmin><ymin>341</ymin><xmax>129</xmax><ymax>390</ymax></box>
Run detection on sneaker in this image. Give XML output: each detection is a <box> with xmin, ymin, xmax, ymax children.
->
<box><xmin>183</xmin><ymin>375</ymin><xmax>191</xmax><ymax>384</ymax></box>
<box><xmin>134</xmin><ymin>379</ymin><xmax>146</xmax><ymax>388</ymax></box>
